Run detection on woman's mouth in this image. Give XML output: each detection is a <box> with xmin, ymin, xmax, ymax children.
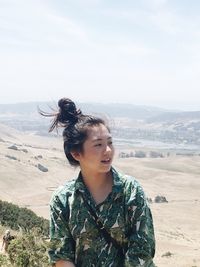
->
<box><xmin>101</xmin><ymin>158</ymin><xmax>111</xmax><ymax>164</ymax></box>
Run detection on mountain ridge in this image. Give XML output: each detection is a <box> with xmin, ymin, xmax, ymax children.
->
<box><xmin>0</xmin><ymin>101</ymin><xmax>200</xmax><ymax>147</ymax></box>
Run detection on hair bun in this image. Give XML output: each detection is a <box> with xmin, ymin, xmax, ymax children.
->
<box><xmin>58</xmin><ymin>98</ymin><xmax>82</xmax><ymax>124</ymax></box>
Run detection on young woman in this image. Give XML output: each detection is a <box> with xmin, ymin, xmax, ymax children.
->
<box><xmin>43</xmin><ymin>98</ymin><xmax>155</xmax><ymax>267</ymax></box>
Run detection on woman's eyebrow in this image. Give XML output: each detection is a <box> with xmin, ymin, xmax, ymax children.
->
<box><xmin>92</xmin><ymin>137</ymin><xmax>112</xmax><ymax>142</ymax></box>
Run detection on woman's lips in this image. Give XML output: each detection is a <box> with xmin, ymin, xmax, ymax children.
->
<box><xmin>101</xmin><ymin>158</ymin><xmax>111</xmax><ymax>163</ymax></box>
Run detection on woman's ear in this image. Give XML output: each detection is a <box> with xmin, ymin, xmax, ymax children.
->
<box><xmin>70</xmin><ymin>151</ymin><xmax>81</xmax><ymax>162</ymax></box>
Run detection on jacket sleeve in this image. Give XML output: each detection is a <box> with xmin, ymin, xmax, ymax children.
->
<box><xmin>124</xmin><ymin>181</ymin><xmax>156</xmax><ymax>267</ymax></box>
<box><xmin>48</xmin><ymin>192</ymin><xmax>76</xmax><ymax>265</ymax></box>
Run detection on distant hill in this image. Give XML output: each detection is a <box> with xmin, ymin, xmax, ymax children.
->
<box><xmin>0</xmin><ymin>101</ymin><xmax>200</xmax><ymax>146</ymax></box>
<box><xmin>0</xmin><ymin>101</ymin><xmax>169</xmax><ymax>135</ymax></box>
<box><xmin>146</xmin><ymin>111</ymin><xmax>200</xmax><ymax>123</ymax></box>
<box><xmin>0</xmin><ymin>102</ymin><xmax>41</xmax><ymax>114</ymax></box>
<box><xmin>0</xmin><ymin>101</ymin><xmax>168</xmax><ymax>119</ymax></box>
<box><xmin>78</xmin><ymin>102</ymin><xmax>169</xmax><ymax>119</ymax></box>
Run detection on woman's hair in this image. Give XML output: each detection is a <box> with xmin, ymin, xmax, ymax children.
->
<box><xmin>39</xmin><ymin>98</ymin><xmax>109</xmax><ymax>166</ymax></box>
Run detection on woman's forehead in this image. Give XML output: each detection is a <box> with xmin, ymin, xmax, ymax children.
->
<box><xmin>87</xmin><ymin>124</ymin><xmax>111</xmax><ymax>140</ymax></box>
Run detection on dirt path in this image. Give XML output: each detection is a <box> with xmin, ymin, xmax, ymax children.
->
<box><xmin>0</xmin><ymin>237</ymin><xmax>6</xmax><ymax>255</ymax></box>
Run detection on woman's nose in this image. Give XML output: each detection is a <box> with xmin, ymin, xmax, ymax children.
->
<box><xmin>105</xmin><ymin>145</ymin><xmax>112</xmax><ymax>153</ymax></box>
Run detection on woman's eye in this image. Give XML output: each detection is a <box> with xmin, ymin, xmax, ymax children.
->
<box><xmin>95</xmin><ymin>144</ymin><xmax>102</xmax><ymax>147</ymax></box>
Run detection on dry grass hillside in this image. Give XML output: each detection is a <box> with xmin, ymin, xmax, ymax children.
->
<box><xmin>0</xmin><ymin>124</ymin><xmax>200</xmax><ymax>267</ymax></box>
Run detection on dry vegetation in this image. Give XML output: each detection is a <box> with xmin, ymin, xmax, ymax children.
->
<box><xmin>0</xmin><ymin>124</ymin><xmax>200</xmax><ymax>267</ymax></box>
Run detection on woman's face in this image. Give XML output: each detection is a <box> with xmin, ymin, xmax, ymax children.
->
<box><xmin>75</xmin><ymin>124</ymin><xmax>115</xmax><ymax>175</ymax></box>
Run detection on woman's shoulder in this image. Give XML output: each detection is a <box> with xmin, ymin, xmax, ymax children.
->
<box><xmin>50</xmin><ymin>179</ymin><xmax>76</xmax><ymax>205</ymax></box>
<box><xmin>113</xmin><ymin>167</ymin><xmax>145</xmax><ymax>199</ymax></box>
<box><xmin>114</xmin><ymin>167</ymin><xmax>141</xmax><ymax>188</ymax></box>
<box><xmin>113</xmin><ymin>168</ymin><xmax>150</xmax><ymax>210</ymax></box>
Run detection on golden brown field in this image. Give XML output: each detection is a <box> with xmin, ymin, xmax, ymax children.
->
<box><xmin>0</xmin><ymin>124</ymin><xmax>200</xmax><ymax>267</ymax></box>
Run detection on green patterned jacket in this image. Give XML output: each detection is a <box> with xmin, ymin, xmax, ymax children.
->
<box><xmin>49</xmin><ymin>167</ymin><xmax>155</xmax><ymax>267</ymax></box>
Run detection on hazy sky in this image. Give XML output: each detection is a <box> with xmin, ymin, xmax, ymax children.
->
<box><xmin>0</xmin><ymin>0</ymin><xmax>200</xmax><ymax>110</ymax></box>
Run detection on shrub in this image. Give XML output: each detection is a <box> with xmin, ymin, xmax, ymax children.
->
<box><xmin>0</xmin><ymin>254</ymin><xmax>11</xmax><ymax>267</ymax></box>
<box><xmin>135</xmin><ymin>150</ymin><xmax>146</xmax><ymax>158</ymax></box>
<box><xmin>161</xmin><ymin>251</ymin><xmax>173</xmax><ymax>257</ymax></box>
<box><xmin>149</xmin><ymin>151</ymin><xmax>164</xmax><ymax>158</ymax></box>
<box><xmin>0</xmin><ymin>200</ymin><xmax>49</xmax><ymax>236</ymax></box>
<box><xmin>7</xmin><ymin>230</ymin><xmax>49</xmax><ymax>267</ymax></box>
<box><xmin>154</xmin><ymin>195</ymin><xmax>168</xmax><ymax>203</ymax></box>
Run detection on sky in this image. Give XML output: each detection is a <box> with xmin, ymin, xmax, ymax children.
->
<box><xmin>0</xmin><ymin>0</ymin><xmax>200</xmax><ymax>110</ymax></box>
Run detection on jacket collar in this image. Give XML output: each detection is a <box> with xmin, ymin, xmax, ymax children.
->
<box><xmin>74</xmin><ymin>166</ymin><xmax>124</xmax><ymax>198</ymax></box>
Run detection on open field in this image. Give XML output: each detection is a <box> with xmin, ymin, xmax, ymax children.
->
<box><xmin>0</xmin><ymin>125</ymin><xmax>200</xmax><ymax>266</ymax></box>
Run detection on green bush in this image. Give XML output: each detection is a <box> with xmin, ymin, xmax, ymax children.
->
<box><xmin>0</xmin><ymin>200</ymin><xmax>50</xmax><ymax>266</ymax></box>
<box><xmin>0</xmin><ymin>200</ymin><xmax>49</xmax><ymax>236</ymax></box>
<box><xmin>0</xmin><ymin>254</ymin><xmax>12</xmax><ymax>267</ymax></box>
<box><xmin>7</xmin><ymin>230</ymin><xmax>50</xmax><ymax>267</ymax></box>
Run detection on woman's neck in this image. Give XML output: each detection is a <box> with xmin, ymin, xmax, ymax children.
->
<box><xmin>81</xmin><ymin>170</ymin><xmax>113</xmax><ymax>204</ymax></box>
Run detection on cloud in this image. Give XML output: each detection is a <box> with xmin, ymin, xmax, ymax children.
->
<box><xmin>47</xmin><ymin>14</ymin><xmax>88</xmax><ymax>43</ymax></box>
<box><xmin>150</xmin><ymin>11</ymin><xmax>183</xmax><ymax>34</ymax></box>
<box><xmin>101</xmin><ymin>1</ymin><xmax>200</xmax><ymax>39</ymax></box>
<box><xmin>0</xmin><ymin>0</ymin><xmax>200</xmax><ymax>109</ymax></box>
<box><xmin>116</xmin><ymin>43</ymin><xmax>156</xmax><ymax>57</ymax></box>
<box><xmin>142</xmin><ymin>0</ymin><xmax>168</xmax><ymax>9</ymax></box>
<box><xmin>0</xmin><ymin>0</ymin><xmax>89</xmax><ymax>49</ymax></box>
